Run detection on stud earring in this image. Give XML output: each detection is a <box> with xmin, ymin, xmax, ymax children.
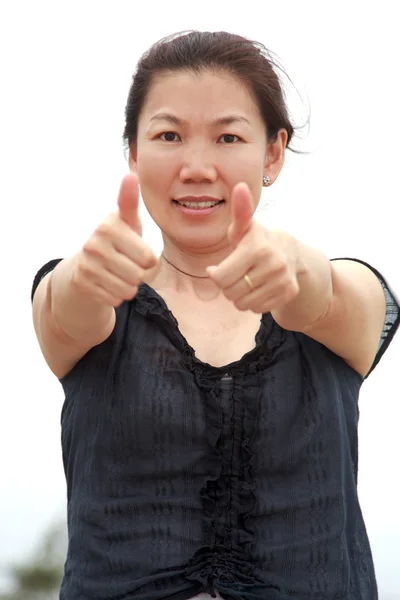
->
<box><xmin>263</xmin><ymin>175</ymin><xmax>271</xmax><ymax>187</ymax></box>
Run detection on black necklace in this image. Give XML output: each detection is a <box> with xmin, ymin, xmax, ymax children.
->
<box><xmin>161</xmin><ymin>253</ymin><xmax>210</xmax><ymax>279</ymax></box>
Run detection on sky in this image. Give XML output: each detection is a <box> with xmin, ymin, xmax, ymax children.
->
<box><xmin>0</xmin><ymin>1</ymin><xmax>399</xmax><ymax>597</ymax></box>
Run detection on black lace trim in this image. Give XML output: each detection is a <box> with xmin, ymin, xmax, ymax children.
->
<box><xmin>135</xmin><ymin>283</ymin><xmax>286</xmax><ymax>378</ymax></box>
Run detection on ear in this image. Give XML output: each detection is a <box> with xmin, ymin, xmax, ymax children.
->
<box><xmin>129</xmin><ymin>145</ymin><xmax>138</xmax><ymax>173</ymax></box>
<box><xmin>264</xmin><ymin>128</ymin><xmax>288</xmax><ymax>184</ymax></box>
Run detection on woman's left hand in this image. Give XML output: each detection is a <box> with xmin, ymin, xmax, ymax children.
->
<box><xmin>206</xmin><ymin>182</ymin><xmax>301</xmax><ymax>314</ymax></box>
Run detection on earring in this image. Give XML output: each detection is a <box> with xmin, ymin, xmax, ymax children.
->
<box><xmin>263</xmin><ymin>175</ymin><xmax>271</xmax><ymax>187</ymax></box>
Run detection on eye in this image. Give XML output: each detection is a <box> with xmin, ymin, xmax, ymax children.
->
<box><xmin>159</xmin><ymin>131</ymin><xmax>180</xmax><ymax>142</ymax></box>
<box><xmin>218</xmin><ymin>133</ymin><xmax>241</xmax><ymax>144</ymax></box>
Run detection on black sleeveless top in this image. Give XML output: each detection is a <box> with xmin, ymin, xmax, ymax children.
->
<box><xmin>32</xmin><ymin>258</ymin><xmax>399</xmax><ymax>600</ymax></box>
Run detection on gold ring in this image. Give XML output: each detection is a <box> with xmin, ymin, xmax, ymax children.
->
<box><xmin>243</xmin><ymin>274</ymin><xmax>253</xmax><ymax>290</ymax></box>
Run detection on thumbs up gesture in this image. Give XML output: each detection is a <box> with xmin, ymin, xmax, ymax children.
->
<box><xmin>73</xmin><ymin>174</ymin><xmax>160</xmax><ymax>308</ymax></box>
<box><xmin>206</xmin><ymin>183</ymin><xmax>300</xmax><ymax>314</ymax></box>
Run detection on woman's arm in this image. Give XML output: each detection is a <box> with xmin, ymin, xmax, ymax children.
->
<box><xmin>272</xmin><ymin>246</ymin><xmax>388</xmax><ymax>378</ymax></box>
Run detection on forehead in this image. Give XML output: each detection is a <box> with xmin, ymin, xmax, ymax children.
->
<box><xmin>140</xmin><ymin>69</ymin><xmax>261</xmax><ymax>123</ymax></box>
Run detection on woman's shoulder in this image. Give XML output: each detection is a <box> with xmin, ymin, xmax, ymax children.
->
<box><xmin>297</xmin><ymin>258</ymin><xmax>399</xmax><ymax>379</ymax></box>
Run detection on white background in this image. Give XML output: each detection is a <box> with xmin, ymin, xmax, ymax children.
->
<box><xmin>0</xmin><ymin>1</ymin><xmax>399</xmax><ymax>597</ymax></box>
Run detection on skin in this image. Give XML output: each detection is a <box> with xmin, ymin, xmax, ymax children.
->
<box><xmin>129</xmin><ymin>69</ymin><xmax>287</xmax><ymax>297</ymax></box>
<box><xmin>32</xmin><ymin>68</ymin><xmax>387</xmax><ymax>380</ymax></box>
<box><xmin>128</xmin><ymin>68</ymin><xmax>386</xmax><ymax>377</ymax></box>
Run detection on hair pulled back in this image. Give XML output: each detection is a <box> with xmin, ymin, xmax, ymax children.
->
<box><xmin>123</xmin><ymin>31</ymin><xmax>298</xmax><ymax>150</ymax></box>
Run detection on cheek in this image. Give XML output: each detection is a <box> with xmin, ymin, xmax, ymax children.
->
<box><xmin>228</xmin><ymin>153</ymin><xmax>264</xmax><ymax>206</ymax></box>
<box><xmin>222</xmin><ymin>144</ymin><xmax>264</xmax><ymax>173</ymax></box>
<box><xmin>226</xmin><ymin>153</ymin><xmax>264</xmax><ymax>185</ymax></box>
<box><xmin>137</xmin><ymin>147</ymin><xmax>177</xmax><ymax>191</ymax></box>
<box><xmin>236</xmin><ymin>150</ymin><xmax>265</xmax><ymax>174</ymax></box>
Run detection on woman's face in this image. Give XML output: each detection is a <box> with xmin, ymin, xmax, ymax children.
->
<box><xmin>131</xmin><ymin>69</ymin><xmax>286</xmax><ymax>252</ymax></box>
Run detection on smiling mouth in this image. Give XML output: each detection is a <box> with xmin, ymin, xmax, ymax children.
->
<box><xmin>173</xmin><ymin>199</ymin><xmax>224</xmax><ymax>209</ymax></box>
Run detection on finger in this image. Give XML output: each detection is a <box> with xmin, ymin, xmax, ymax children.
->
<box><xmin>117</xmin><ymin>173</ymin><xmax>142</xmax><ymax>235</ymax></box>
<box><xmin>91</xmin><ymin>284</ymin><xmax>125</xmax><ymax>308</ymax></box>
<box><xmin>206</xmin><ymin>248</ymin><xmax>254</xmax><ymax>288</ymax></box>
<box><xmin>234</xmin><ymin>280</ymin><xmax>298</xmax><ymax>312</ymax></box>
<box><xmin>91</xmin><ymin>269</ymin><xmax>139</xmax><ymax>302</ymax></box>
<box><xmin>227</xmin><ymin>182</ymin><xmax>254</xmax><ymax>247</ymax></box>
<box><xmin>223</xmin><ymin>273</ymin><xmax>261</xmax><ymax>302</ymax></box>
<box><xmin>77</xmin><ymin>272</ymin><xmax>136</xmax><ymax>308</ymax></box>
<box><xmin>98</xmin><ymin>249</ymin><xmax>146</xmax><ymax>286</ymax></box>
<box><xmin>87</xmin><ymin>221</ymin><xmax>156</xmax><ymax>270</ymax></box>
<box><xmin>222</xmin><ymin>262</ymin><xmax>282</xmax><ymax>302</ymax></box>
<box><xmin>234</xmin><ymin>288</ymin><xmax>283</xmax><ymax>312</ymax></box>
<box><xmin>111</xmin><ymin>228</ymin><xmax>157</xmax><ymax>270</ymax></box>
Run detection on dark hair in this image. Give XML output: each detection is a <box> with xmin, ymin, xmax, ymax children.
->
<box><xmin>123</xmin><ymin>31</ymin><xmax>301</xmax><ymax>151</ymax></box>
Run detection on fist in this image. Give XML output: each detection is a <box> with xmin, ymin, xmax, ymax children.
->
<box><xmin>72</xmin><ymin>174</ymin><xmax>159</xmax><ymax>307</ymax></box>
<box><xmin>206</xmin><ymin>182</ymin><xmax>300</xmax><ymax>314</ymax></box>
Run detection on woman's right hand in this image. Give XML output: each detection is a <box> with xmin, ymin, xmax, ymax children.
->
<box><xmin>71</xmin><ymin>173</ymin><xmax>159</xmax><ymax>308</ymax></box>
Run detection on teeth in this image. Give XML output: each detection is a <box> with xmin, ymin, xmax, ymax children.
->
<box><xmin>176</xmin><ymin>201</ymin><xmax>221</xmax><ymax>208</ymax></box>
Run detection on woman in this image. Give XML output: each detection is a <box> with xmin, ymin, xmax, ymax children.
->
<box><xmin>31</xmin><ymin>31</ymin><xmax>399</xmax><ymax>600</ymax></box>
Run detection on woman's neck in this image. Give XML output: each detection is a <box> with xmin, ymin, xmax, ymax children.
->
<box><xmin>152</xmin><ymin>243</ymin><xmax>231</xmax><ymax>298</ymax></box>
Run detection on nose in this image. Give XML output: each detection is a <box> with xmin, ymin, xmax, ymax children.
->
<box><xmin>179</xmin><ymin>143</ymin><xmax>217</xmax><ymax>184</ymax></box>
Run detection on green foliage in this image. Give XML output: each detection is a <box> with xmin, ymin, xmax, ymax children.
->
<box><xmin>10</xmin><ymin>564</ymin><xmax>63</xmax><ymax>591</ymax></box>
<box><xmin>0</xmin><ymin>521</ymin><xmax>67</xmax><ymax>600</ymax></box>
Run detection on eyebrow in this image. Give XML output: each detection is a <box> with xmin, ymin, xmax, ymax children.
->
<box><xmin>149</xmin><ymin>113</ymin><xmax>251</xmax><ymax>127</ymax></box>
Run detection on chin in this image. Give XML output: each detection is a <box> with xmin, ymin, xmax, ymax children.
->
<box><xmin>166</xmin><ymin>228</ymin><xmax>228</xmax><ymax>251</ymax></box>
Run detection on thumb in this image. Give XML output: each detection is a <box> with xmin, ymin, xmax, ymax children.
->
<box><xmin>117</xmin><ymin>173</ymin><xmax>142</xmax><ymax>235</ymax></box>
<box><xmin>227</xmin><ymin>182</ymin><xmax>254</xmax><ymax>247</ymax></box>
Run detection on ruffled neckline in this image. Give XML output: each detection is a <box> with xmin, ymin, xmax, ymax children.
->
<box><xmin>134</xmin><ymin>284</ymin><xmax>292</xmax><ymax>595</ymax></box>
<box><xmin>134</xmin><ymin>282</ymin><xmax>287</xmax><ymax>380</ymax></box>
